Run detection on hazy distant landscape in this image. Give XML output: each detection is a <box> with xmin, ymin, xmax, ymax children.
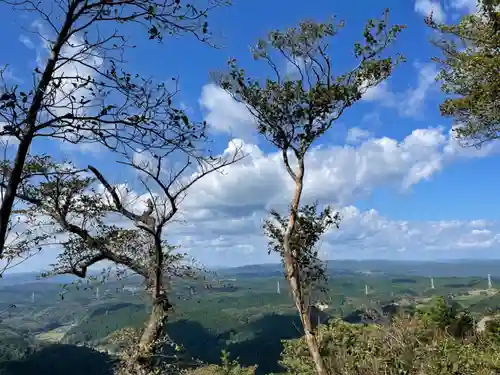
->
<box><xmin>2</xmin><ymin>260</ymin><xmax>500</xmax><ymax>374</ymax></box>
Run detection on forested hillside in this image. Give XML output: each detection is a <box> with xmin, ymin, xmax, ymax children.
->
<box><xmin>0</xmin><ymin>0</ymin><xmax>499</xmax><ymax>374</ymax></box>
<box><xmin>3</xmin><ymin>261</ymin><xmax>500</xmax><ymax>374</ymax></box>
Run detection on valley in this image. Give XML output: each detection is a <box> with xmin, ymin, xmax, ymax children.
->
<box><xmin>2</xmin><ymin>260</ymin><xmax>500</xmax><ymax>374</ymax></box>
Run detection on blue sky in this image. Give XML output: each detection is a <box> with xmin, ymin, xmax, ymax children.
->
<box><xmin>2</xmin><ymin>0</ymin><xmax>500</xmax><ymax>273</ymax></box>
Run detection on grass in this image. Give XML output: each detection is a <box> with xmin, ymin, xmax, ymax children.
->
<box><xmin>35</xmin><ymin>324</ymin><xmax>74</xmax><ymax>343</ymax></box>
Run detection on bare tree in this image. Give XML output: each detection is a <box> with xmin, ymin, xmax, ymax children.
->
<box><xmin>6</xmin><ymin>135</ymin><xmax>242</xmax><ymax>369</ymax></box>
<box><xmin>0</xmin><ymin>0</ymin><xmax>229</xmax><ymax>259</ymax></box>
<box><xmin>218</xmin><ymin>11</ymin><xmax>404</xmax><ymax>375</ymax></box>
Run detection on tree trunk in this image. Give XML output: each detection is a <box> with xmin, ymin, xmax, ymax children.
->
<box><xmin>282</xmin><ymin>156</ymin><xmax>328</xmax><ymax>375</ymax></box>
<box><xmin>137</xmin><ymin>236</ymin><xmax>172</xmax><ymax>366</ymax></box>
<box><xmin>301</xmin><ymin>305</ymin><xmax>327</xmax><ymax>375</ymax></box>
<box><xmin>288</xmin><ymin>271</ymin><xmax>328</xmax><ymax>375</ymax></box>
<box><xmin>138</xmin><ymin>294</ymin><xmax>172</xmax><ymax>364</ymax></box>
<box><xmin>0</xmin><ymin>1</ymin><xmax>78</xmax><ymax>256</ymax></box>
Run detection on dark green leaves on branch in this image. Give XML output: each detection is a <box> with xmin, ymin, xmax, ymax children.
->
<box><xmin>217</xmin><ymin>10</ymin><xmax>404</xmax><ymax>157</ymax></box>
<box><xmin>263</xmin><ymin>203</ymin><xmax>341</xmax><ymax>291</ymax></box>
<box><xmin>427</xmin><ymin>0</ymin><xmax>500</xmax><ymax>147</ymax></box>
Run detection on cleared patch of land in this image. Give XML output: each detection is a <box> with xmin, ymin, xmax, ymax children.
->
<box><xmin>35</xmin><ymin>324</ymin><xmax>74</xmax><ymax>343</ymax></box>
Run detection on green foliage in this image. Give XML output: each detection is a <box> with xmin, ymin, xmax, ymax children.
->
<box><xmin>63</xmin><ymin>303</ymin><xmax>148</xmax><ymax>345</ymax></box>
<box><xmin>483</xmin><ymin>317</ymin><xmax>500</xmax><ymax>343</ymax></box>
<box><xmin>263</xmin><ymin>203</ymin><xmax>341</xmax><ymax>301</ymax></box>
<box><xmin>218</xmin><ymin>10</ymin><xmax>404</xmax><ymax>159</ymax></box>
<box><xmin>418</xmin><ymin>296</ymin><xmax>458</xmax><ymax>328</ymax></box>
<box><xmin>186</xmin><ymin>351</ymin><xmax>257</xmax><ymax>375</ymax></box>
<box><xmin>5</xmin><ymin>268</ymin><xmax>500</xmax><ymax>374</ymax></box>
<box><xmin>417</xmin><ymin>296</ymin><xmax>475</xmax><ymax>338</ymax></box>
<box><xmin>0</xmin><ymin>328</ymin><xmax>34</xmax><ymax>362</ymax></box>
<box><xmin>427</xmin><ymin>0</ymin><xmax>500</xmax><ymax>146</ymax></box>
<box><xmin>280</xmin><ymin>316</ymin><xmax>500</xmax><ymax>375</ymax></box>
<box><xmin>219</xmin><ymin>350</ymin><xmax>257</xmax><ymax>375</ymax></box>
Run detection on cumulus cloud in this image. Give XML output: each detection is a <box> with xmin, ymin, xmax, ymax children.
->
<box><xmin>360</xmin><ymin>63</ymin><xmax>439</xmax><ymax>118</ymax></box>
<box><xmin>177</xmin><ymin>127</ymin><xmax>452</xmax><ymax>218</ymax></box>
<box><xmin>346</xmin><ymin>128</ymin><xmax>373</xmax><ymax>144</ymax></box>
<box><xmin>164</xmin><ymin>204</ymin><xmax>500</xmax><ymax>266</ymax></box>
<box><xmin>148</xmin><ymin>80</ymin><xmax>500</xmax><ymax>267</ymax></box>
<box><xmin>199</xmin><ymin>83</ymin><xmax>256</xmax><ymax>142</ymax></box>
<box><xmin>25</xmin><ymin>21</ymin><xmax>106</xmax><ymax>155</ymax></box>
<box><xmin>399</xmin><ymin>63</ymin><xmax>439</xmax><ymax>117</ymax></box>
<box><xmin>329</xmin><ymin>207</ymin><xmax>500</xmax><ymax>258</ymax></box>
<box><xmin>415</xmin><ymin>0</ymin><xmax>446</xmax><ymax>22</ymax></box>
<box><xmin>0</xmin><ymin>123</ymin><xmax>19</xmax><ymax>146</ymax></box>
<box><xmin>9</xmin><ymin>69</ymin><xmax>500</xmax><ymax>272</ymax></box>
<box><xmin>10</xmin><ymin>122</ymin><xmax>500</xmax><ymax>270</ymax></box>
<box><xmin>444</xmin><ymin>124</ymin><xmax>500</xmax><ymax>158</ymax></box>
<box><xmin>361</xmin><ymin>81</ymin><xmax>392</xmax><ymax>103</ymax></box>
<box><xmin>450</xmin><ymin>0</ymin><xmax>479</xmax><ymax>14</ymax></box>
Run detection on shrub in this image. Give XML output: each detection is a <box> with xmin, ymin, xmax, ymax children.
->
<box><xmin>279</xmin><ymin>316</ymin><xmax>500</xmax><ymax>375</ymax></box>
<box><xmin>186</xmin><ymin>351</ymin><xmax>256</xmax><ymax>375</ymax></box>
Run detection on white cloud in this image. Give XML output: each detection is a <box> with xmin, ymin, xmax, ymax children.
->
<box><xmin>0</xmin><ymin>123</ymin><xmax>20</xmax><ymax>146</ymax></box>
<box><xmin>47</xmin><ymin>35</ymin><xmax>103</xmax><ymax>118</ymax></box>
<box><xmin>199</xmin><ymin>83</ymin><xmax>256</xmax><ymax>142</ymax></box>
<box><xmin>415</xmin><ymin>0</ymin><xmax>446</xmax><ymax>22</ymax></box>
<box><xmin>328</xmin><ymin>207</ymin><xmax>500</xmax><ymax>257</ymax></box>
<box><xmin>399</xmin><ymin>63</ymin><xmax>439</xmax><ymax>118</ymax></box>
<box><xmin>361</xmin><ymin>81</ymin><xmax>393</xmax><ymax>103</ymax></box>
<box><xmin>164</xmin><ymin>204</ymin><xmax>500</xmax><ymax>266</ymax></box>
<box><xmin>150</xmin><ymin>82</ymin><xmax>500</xmax><ymax>266</ymax></box>
<box><xmin>178</xmin><ymin>127</ymin><xmax>450</xmax><ymax>216</ymax></box>
<box><xmin>444</xmin><ymin>124</ymin><xmax>500</xmax><ymax>158</ymax></box>
<box><xmin>19</xmin><ymin>34</ymin><xmax>35</xmax><ymax>50</ymax></box>
<box><xmin>362</xmin><ymin>62</ymin><xmax>439</xmax><ymax>119</ymax></box>
<box><xmin>346</xmin><ymin>127</ymin><xmax>372</xmax><ymax>144</ymax></box>
<box><xmin>0</xmin><ymin>65</ymin><xmax>23</xmax><ymax>84</ymax></box>
<box><xmin>450</xmin><ymin>0</ymin><xmax>479</xmax><ymax>14</ymax></box>
<box><xmin>8</xmin><ymin>122</ymin><xmax>500</xmax><ymax>270</ymax></box>
<box><xmin>9</xmin><ymin>70</ymin><xmax>500</xmax><ymax>272</ymax></box>
<box><xmin>28</xmin><ymin>21</ymin><xmax>109</xmax><ymax>155</ymax></box>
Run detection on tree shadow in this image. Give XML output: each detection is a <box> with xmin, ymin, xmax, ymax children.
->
<box><xmin>226</xmin><ymin>313</ymin><xmax>303</xmax><ymax>374</ymax></box>
<box><xmin>0</xmin><ymin>344</ymin><xmax>115</xmax><ymax>375</ymax></box>
<box><xmin>168</xmin><ymin>310</ymin><xmax>333</xmax><ymax>375</ymax></box>
<box><xmin>166</xmin><ymin>315</ymin><xmax>300</xmax><ymax>374</ymax></box>
<box><xmin>167</xmin><ymin>319</ymin><xmax>225</xmax><ymax>364</ymax></box>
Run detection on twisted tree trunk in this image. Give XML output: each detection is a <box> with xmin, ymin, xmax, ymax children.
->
<box><xmin>136</xmin><ymin>234</ymin><xmax>174</xmax><ymax>368</ymax></box>
<box><xmin>139</xmin><ymin>293</ymin><xmax>172</xmax><ymax>358</ymax></box>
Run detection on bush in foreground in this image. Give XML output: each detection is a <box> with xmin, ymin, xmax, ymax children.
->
<box><xmin>279</xmin><ymin>316</ymin><xmax>500</xmax><ymax>375</ymax></box>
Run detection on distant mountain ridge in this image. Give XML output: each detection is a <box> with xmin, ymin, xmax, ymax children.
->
<box><xmin>0</xmin><ymin>271</ymin><xmax>97</xmax><ymax>287</ymax></box>
<box><xmin>5</xmin><ymin>259</ymin><xmax>500</xmax><ymax>286</ymax></box>
<box><xmin>215</xmin><ymin>259</ymin><xmax>500</xmax><ymax>279</ymax></box>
